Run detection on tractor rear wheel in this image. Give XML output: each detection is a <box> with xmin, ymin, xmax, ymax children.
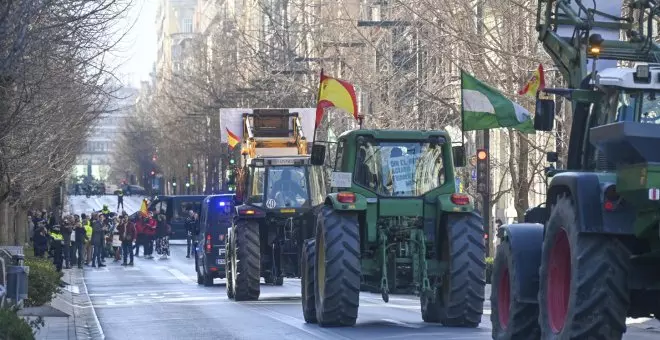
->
<box><xmin>490</xmin><ymin>239</ymin><xmax>540</xmax><ymax>339</ymax></box>
<box><xmin>314</xmin><ymin>205</ymin><xmax>361</xmax><ymax>327</ymax></box>
<box><xmin>301</xmin><ymin>239</ymin><xmax>317</xmax><ymax>323</ymax></box>
<box><xmin>422</xmin><ymin>212</ymin><xmax>485</xmax><ymax>327</ymax></box>
<box><xmin>538</xmin><ymin>197</ymin><xmax>630</xmax><ymax>338</ymax></box>
<box><xmin>232</xmin><ymin>219</ymin><xmax>261</xmax><ymax>301</ymax></box>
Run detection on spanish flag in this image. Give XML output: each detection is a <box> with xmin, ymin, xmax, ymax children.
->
<box><xmin>227</xmin><ymin>128</ymin><xmax>240</xmax><ymax>149</ymax></box>
<box><xmin>518</xmin><ymin>64</ymin><xmax>545</xmax><ymax>97</ymax></box>
<box><xmin>140</xmin><ymin>199</ymin><xmax>148</xmax><ymax>216</ymax></box>
<box><xmin>315</xmin><ymin>69</ymin><xmax>359</xmax><ymax>128</ymax></box>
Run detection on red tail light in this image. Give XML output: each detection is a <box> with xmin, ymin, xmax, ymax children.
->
<box><xmin>219</xmin><ymin>234</ymin><xmax>225</xmax><ymax>241</ymax></box>
<box><xmin>337</xmin><ymin>192</ymin><xmax>356</xmax><ymax>203</ymax></box>
<box><xmin>450</xmin><ymin>193</ymin><xmax>470</xmax><ymax>205</ymax></box>
<box><xmin>205</xmin><ymin>233</ymin><xmax>211</xmax><ymax>253</ymax></box>
<box><xmin>239</xmin><ymin>209</ymin><xmax>255</xmax><ymax>215</ymax></box>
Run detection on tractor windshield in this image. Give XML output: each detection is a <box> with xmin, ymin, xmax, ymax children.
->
<box><xmin>265</xmin><ymin>166</ymin><xmax>310</xmax><ymax>208</ymax></box>
<box><xmin>606</xmin><ymin>89</ymin><xmax>660</xmax><ymax>124</ymax></box>
<box><xmin>354</xmin><ymin>140</ymin><xmax>446</xmax><ymax>197</ymax></box>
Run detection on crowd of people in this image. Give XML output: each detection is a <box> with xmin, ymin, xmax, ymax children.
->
<box><xmin>29</xmin><ymin>203</ymin><xmax>176</xmax><ymax>271</ymax></box>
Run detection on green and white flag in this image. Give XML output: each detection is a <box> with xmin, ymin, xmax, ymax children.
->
<box><xmin>461</xmin><ymin>71</ymin><xmax>535</xmax><ymax>134</ymax></box>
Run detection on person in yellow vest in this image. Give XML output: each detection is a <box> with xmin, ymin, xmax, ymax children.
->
<box><xmin>101</xmin><ymin>205</ymin><xmax>111</xmax><ymax>217</ymax></box>
<box><xmin>49</xmin><ymin>226</ymin><xmax>64</xmax><ymax>272</ymax></box>
<box><xmin>117</xmin><ymin>189</ymin><xmax>124</xmax><ymax>211</ymax></box>
<box><xmin>82</xmin><ymin>213</ymin><xmax>93</xmax><ymax>266</ymax></box>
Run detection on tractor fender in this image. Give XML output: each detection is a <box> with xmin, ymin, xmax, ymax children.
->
<box><xmin>548</xmin><ymin>172</ymin><xmax>636</xmax><ymax>235</ymax></box>
<box><xmin>497</xmin><ymin>223</ymin><xmax>544</xmax><ymax>303</ymax></box>
<box><xmin>324</xmin><ymin>192</ymin><xmax>367</xmax><ymax>211</ymax></box>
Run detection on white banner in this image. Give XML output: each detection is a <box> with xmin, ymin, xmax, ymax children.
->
<box><xmin>219</xmin><ymin>108</ymin><xmax>316</xmax><ymax>143</ymax></box>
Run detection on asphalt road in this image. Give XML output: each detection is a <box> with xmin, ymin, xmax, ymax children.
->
<box><xmin>70</xmin><ymin>195</ymin><xmax>660</xmax><ymax>339</ymax></box>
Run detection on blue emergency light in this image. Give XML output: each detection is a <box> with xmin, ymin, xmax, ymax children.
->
<box><xmin>219</xmin><ymin>201</ymin><xmax>226</xmax><ymax>207</ymax></box>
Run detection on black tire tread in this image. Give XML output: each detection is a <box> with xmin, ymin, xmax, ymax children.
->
<box><xmin>226</xmin><ymin>233</ymin><xmax>235</xmax><ymax>299</ymax></box>
<box><xmin>315</xmin><ymin>206</ymin><xmax>361</xmax><ymax>327</ymax></box>
<box><xmin>538</xmin><ymin>197</ymin><xmax>629</xmax><ymax>339</ymax></box>
<box><xmin>301</xmin><ymin>239</ymin><xmax>317</xmax><ymax>323</ymax></box>
<box><xmin>426</xmin><ymin>212</ymin><xmax>485</xmax><ymax>327</ymax></box>
<box><xmin>490</xmin><ymin>240</ymin><xmax>540</xmax><ymax>339</ymax></box>
<box><xmin>233</xmin><ymin>219</ymin><xmax>261</xmax><ymax>301</ymax></box>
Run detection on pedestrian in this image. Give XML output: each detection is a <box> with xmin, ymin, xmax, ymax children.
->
<box><xmin>48</xmin><ymin>226</ymin><xmax>65</xmax><ymax>272</ymax></box>
<box><xmin>33</xmin><ymin>227</ymin><xmax>49</xmax><ymax>257</ymax></box>
<box><xmin>134</xmin><ymin>215</ymin><xmax>145</xmax><ymax>257</ymax></box>
<box><xmin>91</xmin><ymin>213</ymin><xmax>107</xmax><ymax>267</ymax></box>
<box><xmin>116</xmin><ymin>189</ymin><xmax>124</xmax><ymax>211</ymax></box>
<box><xmin>119</xmin><ymin>215</ymin><xmax>136</xmax><ymax>266</ymax></box>
<box><xmin>73</xmin><ymin>215</ymin><xmax>87</xmax><ymax>269</ymax></box>
<box><xmin>61</xmin><ymin>215</ymin><xmax>73</xmax><ymax>269</ymax></box>
<box><xmin>142</xmin><ymin>213</ymin><xmax>157</xmax><ymax>259</ymax></box>
<box><xmin>185</xmin><ymin>210</ymin><xmax>195</xmax><ymax>258</ymax></box>
<box><xmin>155</xmin><ymin>210</ymin><xmax>171</xmax><ymax>259</ymax></box>
<box><xmin>81</xmin><ymin>214</ymin><xmax>93</xmax><ymax>266</ymax></box>
<box><xmin>112</xmin><ymin>216</ymin><xmax>122</xmax><ymax>262</ymax></box>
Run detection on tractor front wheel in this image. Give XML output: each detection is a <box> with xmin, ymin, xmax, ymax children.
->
<box><xmin>538</xmin><ymin>197</ymin><xmax>630</xmax><ymax>338</ymax></box>
<box><xmin>232</xmin><ymin>219</ymin><xmax>261</xmax><ymax>301</ymax></box>
<box><xmin>490</xmin><ymin>239</ymin><xmax>540</xmax><ymax>339</ymax></box>
<box><xmin>314</xmin><ymin>205</ymin><xmax>361</xmax><ymax>327</ymax></box>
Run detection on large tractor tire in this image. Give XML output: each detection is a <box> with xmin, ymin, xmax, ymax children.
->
<box><xmin>490</xmin><ymin>239</ymin><xmax>540</xmax><ymax>339</ymax></box>
<box><xmin>314</xmin><ymin>205</ymin><xmax>361</xmax><ymax>327</ymax></box>
<box><xmin>301</xmin><ymin>239</ymin><xmax>317</xmax><ymax>323</ymax></box>
<box><xmin>232</xmin><ymin>219</ymin><xmax>261</xmax><ymax>301</ymax></box>
<box><xmin>226</xmin><ymin>233</ymin><xmax>235</xmax><ymax>299</ymax></box>
<box><xmin>421</xmin><ymin>212</ymin><xmax>485</xmax><ymax>327</ymax></box>
<box><xmin>538</xmin><ymin>197</ymin><xmax>630</xmax><ymax>338</ymax></box>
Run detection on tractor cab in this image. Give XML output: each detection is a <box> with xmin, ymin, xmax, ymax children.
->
<box><xmin>239</xmin><ymin>156</ymin><xmax>325</xmax><ymax>217</ymax></box>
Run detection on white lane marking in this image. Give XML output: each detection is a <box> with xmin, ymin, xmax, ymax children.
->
<box><xmin>166</xmin><ymin>268</ymin><xmax>194</xmax><ymax>284</ymax></box>
<box><xmin>81</xmin><ymin>271</ymin><xmax>105</xmax><ymax>339</ymax></box>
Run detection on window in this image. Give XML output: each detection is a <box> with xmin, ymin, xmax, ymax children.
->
<box><xmin>183</xmin><ymin>18</ymin><xmax>193</xmax><ymax>33</ymax></box>
<box><xmin>265</xmin><ymin>166</ymin><xmax>309</xmax><ymax>208</ymax></box>
<box><xmin>334</xmin><ymin>141</ymin><xmax>344</xmax><ymax>171</ymax></box>
<box><xmin>247</xmin><ymin>166</ymin><xmax>265</xmax><ymax>206</ymax></box>
<box><xmin>309</xmin><ymin>166</ymin><xmax>325</xmax><ymax>206</ymax></box>
<box><xmin>354</xmin><ymin>139</ymin><xmax>446</xmax><ymax>197</ymax></box>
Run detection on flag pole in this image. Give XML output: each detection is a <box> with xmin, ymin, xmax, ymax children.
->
<box><xmin>460</xmin><ymin>69</ymin><xmax>465</xmax><ymax>147</ymax></box>
<box><xmin>312</xmin><ymin>68</ymin><xmax>324</xmax><ymax>144</ymax></box>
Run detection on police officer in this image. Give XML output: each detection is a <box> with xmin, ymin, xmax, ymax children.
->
<box><xmin>101</xmin><ymin>204</ymin><xmax>111</xmax><ymax>217</ymax></box>
<box><xmin>117</xmin><ymin>189</ymin><xmax>124</xmax><ymax>211</ymax></box>
<box><xmin>49</xmin><ymin>226</ymin><xmax>64</xmax><ymax>272</ymax></box>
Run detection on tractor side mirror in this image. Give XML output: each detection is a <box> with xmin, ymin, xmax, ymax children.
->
<box><xmin>546</xmin><ymin>151</ymin><xmax>558</xmax><ymax>163</ymax></box>
<box><xmin>452</xmin><ymin>145</ymin><xmax>466</xmax><ymax>167</ymax></box>
<box><xmin>534</xmin><ymin>97</ymin><xmax>555</xmax><ymax>131</ymax></box>
<box><xmin>311</xmin><ymin>144</ymin><xmax>326</xmax><ymax>166</ymax></box>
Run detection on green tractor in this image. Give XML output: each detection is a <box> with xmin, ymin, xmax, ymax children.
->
<box><xmin>491</xmin><ymin>1</ymin><xmax>660</xmax><ymax>339</ymax></box>
<box><xmin>300</xmin><ymin>129</ymin><xmax>487</xmax><ymax>327</ymax></box>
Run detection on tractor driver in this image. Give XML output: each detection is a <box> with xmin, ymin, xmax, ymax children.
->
<box><xmin>270</xmin><ymin>168</ymin><xmax>306</xmax><ymax>207</ymax></box>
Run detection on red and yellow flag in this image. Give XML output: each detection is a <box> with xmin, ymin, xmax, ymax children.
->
<box><xmin>226</xmin><ymin>128</ymin><xmax>239</xmax><ymax>149</ymax></box>
<box><xmin>315</xmin><ymin>69</ymin><xmax>359</xmax><ymax>128</ymax></box>
<box><xmin>140</xmin><ymin>199</ymin><xmax>148</xmax><ymax>216</ymax></box>
<box><xmin>518</xmin><ymin>64</ymin><xmax>545</xmax><ymax>97</ymax></box>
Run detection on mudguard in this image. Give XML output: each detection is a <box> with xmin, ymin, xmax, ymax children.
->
<box><xmin>548</xmin><ymin>172</ymin><xmax>636</xmax><ymax>235</ymax></box>
<box><xmin>325</xmin><ymin>192</ymin><xmax>367</xmax><ymax>211</ymax></box>
<box><xmin>497</xmin><ymin>223</ymin><xmax>544</xmax><ymax>303</ymax></box>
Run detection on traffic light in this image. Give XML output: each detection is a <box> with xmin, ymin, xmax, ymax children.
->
<box><xmin>187</xmin><ymin>162</ymin><xmax>192</xmax><ymax>168</ymax></box>
<box><xmin>229</xmin><ymin>158</ymin><xmax>235</xmax><ymax>165</ymax></box>
<box><xmin>150</xmin><ymin>170</ymin><xmax>156</xmax><ymax>176</ymax></box>
<box><xmin>172</xmin><ymin>177</ymin><xmax>177</xmax><ymax>187</ymax></box>
<box><xmin>152</xmin><ymin>154</ymin><xmax>157</xmax><ymax>161</ymax></box>
<box><xmin>476</xmin><ymin>149</ymin><xmax>489</xmax><ymax>195</ymax></box>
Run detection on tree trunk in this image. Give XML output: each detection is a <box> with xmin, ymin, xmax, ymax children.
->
<box><xmin>0</xmin><ymin>201</ymin><xmax>9</xmax><ymax>245</ymax></box>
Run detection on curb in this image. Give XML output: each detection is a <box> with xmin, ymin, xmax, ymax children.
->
<box><xmin>68</xmin><ymin>269</ymin><xmax>105</xmax><ymax>340</ymax></box>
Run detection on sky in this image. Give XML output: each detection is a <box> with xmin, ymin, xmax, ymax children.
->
<box><xmin>111</xmin><ymin>0</ymin><xmax>159</xmax><ymax>88</ymax></box>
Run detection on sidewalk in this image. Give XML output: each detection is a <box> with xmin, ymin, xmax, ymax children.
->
<box><xmin>18</xmin><ymin>267</ymin><xmax>104</xmax><ymax>340</ymax></box>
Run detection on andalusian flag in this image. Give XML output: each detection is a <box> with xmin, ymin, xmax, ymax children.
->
<box><xmin>140</xmin><ymin>199</ymin><xmax>148</xmax><ymax>216</ymax></box>
<box><xmin>226</xmin><ymin>128</ymin><xmax>239</xmax><ymax>149</ymax></box>
<box><xmin>461</xmin><ymin>71</ymin><xmax>535</xmax><ymax>134</ymax></box>
<box><xmin>315</xmin><ymin>69</ymin><xmax>359</xmax><ymax>128</ymax></box>
<box><xmin>518</xmin><ymin>64</ymin><xmax>545</xmax><ymax>97</ymax></box>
